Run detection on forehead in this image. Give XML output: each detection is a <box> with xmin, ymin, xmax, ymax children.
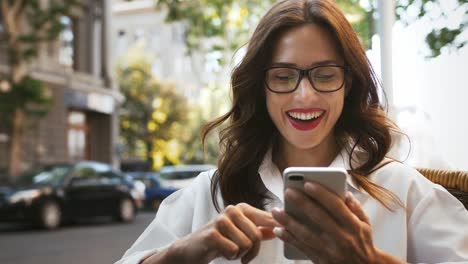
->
<box><xmin>270</xmin><ymin>24</ymin><xmax>343</xmax><ymax>67</ymax></box>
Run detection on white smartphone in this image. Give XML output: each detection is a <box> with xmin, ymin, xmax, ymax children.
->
<box><xmin>282</xmin><ymin>167</ymin><xmax>347</xmax><ymax>260</ymax></box>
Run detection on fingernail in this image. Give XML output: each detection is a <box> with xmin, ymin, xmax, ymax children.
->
<box><xmin>304</xmin><ymin>182</ymin><xmax>314</xmax><ymax>190</ymax></box>
<box><xmin>346</xmin><ymin>191</ymin><xmax>355</xmax><ymax>201</ymax></box>
<box><xmin>272</xmin><ymin>207</ymin><xmax>282</xmax><ymax>213</ymax></box>
<box><xmin>273</xmin><ymin>227</ymin><xmax>283</xmax><ymax>237</ymax></box>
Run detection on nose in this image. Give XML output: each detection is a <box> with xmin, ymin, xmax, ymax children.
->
<box><xmin>295</xmin><ymin>75</ymin><xmax>318</xmax><ymax>100</ymax></box>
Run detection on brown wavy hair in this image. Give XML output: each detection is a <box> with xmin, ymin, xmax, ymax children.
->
<box><xmin>202</xmin><ymin>0</ymin><xmax>401</xmax><ymax>211</ymax></box>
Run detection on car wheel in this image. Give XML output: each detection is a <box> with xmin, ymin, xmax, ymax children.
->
<box><xmin>37</xmin><ymin>200</ymin><xmax>61</xmax><ymax>230</ymax></box>
<box><xmin>117</xmin><ymin>198</ymin><xmax>135</xmax><ymax>222</ymax></box>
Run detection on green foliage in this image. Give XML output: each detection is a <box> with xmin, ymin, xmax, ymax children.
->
<box><xmin>156</xmin><ymin>0</ymin><xmax>466</xmax><ymax>58</ymax></box>
<box><xmin>0</xmin><ymin>76</ymin><xmax>52</xmax><ymax>116</ymax></box>
<box><xmin>156</xmin><ymin>0</ymin><xmax>275</xmax><ymax>53</ymax></box>
<box><xmin>117</xmin><ymin>49</ymin><xmax>191</xmax><ymax>169</ymax></box>
<box><xmin>1</xmin><ymin>0</ymin><xmax>82</xmax><ymax>63</ymax></box>
<box><xmin>396</xmin><ymin>0</ymin><xmax>467</xmax><ymax>57</ymax></box>
<box><xmin>336</xmin><ymin>0</ymin><xmax>374</xmax><ymax>49</ymax></box>
<box><xmin>156</xmin><ymin>0</ymin><xmax>376</xmax><ymax>53</ymax></box>
<box><xmin>0</xmin><ymin>0</ymin><xmax>82</xmax><ymax>118</ymax></box>
<box><xmin>25</xmin><ymin>0</ymin><xmax>81</xmax><ymax>41</ymax></box>
<box><xmin>178</xmin><ymin>100</ymin><xmax>219</xmax><ymax>165</ymax></box>
<box><xmin>426</xmin><ymin>27</ymin><xmax>465</xmax><ymax>57</ymax></box>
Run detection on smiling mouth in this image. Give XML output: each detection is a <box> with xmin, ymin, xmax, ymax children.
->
<box><xmin>286</xmin><ymin>110</ymin><xmax>325</xmax><ymax>122</ymax></box>
<box><xmin>285</xmin><ymin>110</ymin><xmax>325</xmax><ymax>131</ymax></box>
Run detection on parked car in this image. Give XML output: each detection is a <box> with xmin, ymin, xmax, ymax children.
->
<box><xmin>158</xmin><ymin>164</ymin><xmax>216</xmax><ymax>190</ymax></box>
<box><xmin>0</xmin><ymin>161</ymin><xmax>143</xmax><ymax>230</ymax></box>
<box><xmin>126</xmin><ymin>172</ymin><xmax>177</xmax><ymax>210</ymax></box>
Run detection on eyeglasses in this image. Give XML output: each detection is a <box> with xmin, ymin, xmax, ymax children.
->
<box><xmin>264</xmin><ymin>65</ymin><xmax>347</xmax><ymax>93</ymax></box>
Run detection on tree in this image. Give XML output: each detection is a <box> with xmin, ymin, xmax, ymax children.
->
<box><xmin>156</xmin><ymin>0</ymin><xmax>467</xmax><ymax>58</ymax></box>
<box><xmin>395</xmin><ymin>0</ymin><xmax>467</xmax><ymax>57</ymax></box>
<box><xmin>179</xmin><ymin>83</ymin><xmax>230</xmax><ymax>165</ymax></box>
<box><xmin>117</xmin><ymin>43</ymin><xmax>190</xmax><ymax>170</ymax></box>
<box><xmin>0</xmin><ymin>0</ymin><xmax>82</xmax><ymax>178</ymax></box>
<box><xmin>157</xmin><ymin>0</ymin><xmax>275</xmax><ymax>54</ymax></box>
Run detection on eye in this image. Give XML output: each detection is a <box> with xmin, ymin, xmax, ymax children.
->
<box><xmin>315</xmin><ymin>74</ymin><xmax>335</xmax><ymax>81</ymax></box>
<box><xmin>275</xmin><ymin>74</ymin><xmax>295</xmax><ymax>81</ymax></box>
<box><xmin>312</xmin><ymin>67</ymin><xmax>340</xmax><ymax>82</ymax></box>
<box><xmin>268</xmin><ymin>68</ymin><xmax>297</xmax><ymax>82</ymax></box>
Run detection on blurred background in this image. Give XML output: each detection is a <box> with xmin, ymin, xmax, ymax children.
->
<box><xmin>0</xmin><ymin>0</ymin><xmax>466</xmax><ymax>263</ymax></box>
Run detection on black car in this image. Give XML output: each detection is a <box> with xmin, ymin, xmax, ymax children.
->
<box><xmin>0</xmin><ymin>161</ymin><xmax>143</xmax><ymax>230</ymax></box>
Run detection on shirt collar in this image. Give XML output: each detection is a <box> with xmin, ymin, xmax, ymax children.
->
<box><xmin>258</xmin><ymin>147</ymin><xmax>366</xmax><ymax>203</ymax></box>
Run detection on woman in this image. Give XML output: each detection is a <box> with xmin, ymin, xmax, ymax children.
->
<box><xmin>116</xmin><ymin>0</ymin><xmax>468</xmax><ymax>263</ymax></box>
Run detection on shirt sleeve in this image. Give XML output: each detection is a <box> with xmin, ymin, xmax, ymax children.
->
<box><xmin>114</xmin><ymin>177</ymin><xmax>200</xmax><ymax>264</ymax></box>
<box><xmin>407</xmin><ymin>183</ymin><xmax>468</xmax><ymax>263</ymax></box>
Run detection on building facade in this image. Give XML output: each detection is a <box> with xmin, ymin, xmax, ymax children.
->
<box><xmin>0</xmin><ymin>0</ymin><xmax>122</xmax><ymax>177</ymax></box>
<box><xmin>112</xmin><ymin>0</ymin><xmax>221</xmax><ymax>100</ymax></box>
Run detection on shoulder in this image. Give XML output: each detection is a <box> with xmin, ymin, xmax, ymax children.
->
<box><xmin>369</xmin><ymin>161</ymin><xmax>462</xmax><ymax>209</ymax></box>
<box><xmin>369</xmin><ymin>161</ymin><xmax>439</xmax><ymax>200</ymax></box>
<box><xmin>370</xmin><ymin>160</ymin><xmax>433</xmax><ymax>189</ymax></box>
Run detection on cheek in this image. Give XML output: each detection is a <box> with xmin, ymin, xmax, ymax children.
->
<box><xmin>325</xmin><ymin>91</ymin><xmax>345</xmax><ymax>121</ymax></box>
<box><xmin>265</xmin><ymin>92</ymin><xmax>279</xmax><ymax>120</ymax></box>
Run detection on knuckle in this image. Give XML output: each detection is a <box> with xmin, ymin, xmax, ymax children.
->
<box><xmin>304</xmin><ymin>205</ymin><xmax>320</xmax><ymax>223</ymax></box>
<box><xmin>206</xmin><ymin>228</ymin><xmax>220</xmax><ymax>240</ymax></box>
<box><xmin>240</xmin><ymin>240</ymin><xmax>253</xmax><ymax>251</ymax></box>
<box><xmin>224</xmin><ymin>205</ymin><xmax>236</xmax><ymax>214</ymax></box>
<box><xmin>341</xmin><ymin>234</ymin><xmax>354</xmax><ymax>248</ymax></box>
<box><xmin>362</xmin><ymin>224</ymin><xmax>372</xmax><ymax>234</ymax></box>
<box><xmin>225</xmin><ymin>206</ymin><xmax>241</xmax><ymax>219</ymax></box>
<box><xmin>237</xmin><ymin>203</ymin><xmax>249</xmax><ymax>211</ymax></box>
<box><xmin>353</xmin><ymin>223</ymin><xmax>371</xmax><ymax>238</ymax></box>
<box><xmin>215</xmin><ymin>215</ymin><xmax>230</xmax><ymax>230</ymax></box>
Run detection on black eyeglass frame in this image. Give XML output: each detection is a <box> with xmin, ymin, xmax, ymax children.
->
<box><xmin>264</xmin><ymin>64</ymin><xmax>348</xmax><ymax>94</ymax></box>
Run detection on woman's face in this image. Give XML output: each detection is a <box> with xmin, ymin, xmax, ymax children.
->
<box><xmin>265</xmin><ymin>24</ymin><xmax>346</xmax><ymax>152</ymax></box>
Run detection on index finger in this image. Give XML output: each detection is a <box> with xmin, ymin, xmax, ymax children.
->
<box><xmin>237</xmin><ymin>203</ymin><xmax>279</xmax><ymax>227</ymax></box>
<box><xmin>303</xmin><ymin>182</ymin><xmax>358</xmax><ymax>226</ymax></box>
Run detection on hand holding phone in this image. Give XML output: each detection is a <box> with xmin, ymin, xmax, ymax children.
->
<box><xmin>282</xmin><ymin>167</ymin><xmax>347</xmax><ymax>259</ymax></box>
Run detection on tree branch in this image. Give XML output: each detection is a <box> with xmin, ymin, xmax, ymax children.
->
<box><xmin>1</xmin><ymin>1</ymin><xmax>18</xmax><ymax>44</ymax></box>
<box><xmin>9</xmin><ymin>0</ymin><xmax>25</xmax><ymax>19</ymax></box>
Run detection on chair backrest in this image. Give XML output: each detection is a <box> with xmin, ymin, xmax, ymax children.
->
<box><xmin>416</xmin><ymin>168</ymin><xmax>468</xmax><ymax>209</ymax></box>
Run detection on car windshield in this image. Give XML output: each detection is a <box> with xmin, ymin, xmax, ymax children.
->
<box><xmin>17</xmin><ymin>165</ymin><xmax>72</xmax><ymax>186</ymax></box>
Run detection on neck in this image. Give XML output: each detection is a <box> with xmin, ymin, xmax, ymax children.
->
<box><xmin>273</xmin><ymin>134</ymin><xmax>340</xmax><ymax>173</ymax></box>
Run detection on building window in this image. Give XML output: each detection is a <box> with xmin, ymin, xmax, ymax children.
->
<box><xmin>0</xmin><ymin>11</ymin><xmax>4</xmax><ymax>33</ymax></box>
<box><xmin>59</xmin><ymin>16</ymin><xmax>75</xmax><ymax>67</ymax></box>
<box><xmin>67</xmin><ymin>111</ymin><xmax>88</xmax><ymax>161</ymax></box>
<box><xmin>0</xmin><ymin>13</ymin><xmax>6</xmax><ymax>42</ymax></box>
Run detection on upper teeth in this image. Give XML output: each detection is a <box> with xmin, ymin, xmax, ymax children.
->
<box><xmin>288</xmin><ymin>111</ymin><xmax>324</xmax><ymax>120</ymax></box>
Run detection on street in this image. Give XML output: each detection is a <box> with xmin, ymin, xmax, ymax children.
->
<box><xmin>0</xmin><ymin>211</ymin><xmax>155</xmax><ymax>264</ymax></box>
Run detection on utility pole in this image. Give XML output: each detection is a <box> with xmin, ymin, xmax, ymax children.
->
<box><xmin>377</xmin><ymin>0</ymin><xmax>395</xmax><ymax>114</ymax></box>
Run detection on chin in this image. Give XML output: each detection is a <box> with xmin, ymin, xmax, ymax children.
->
<box><xmin>288</xmin><ymin>137</ymin><xmax>323</xmax><ymax>150</ymax></box>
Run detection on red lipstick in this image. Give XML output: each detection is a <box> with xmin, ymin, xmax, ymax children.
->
<box><xmin>286</xmin><ymin>108</ymin><xmax>325</xmax><ymax>131</ymax></box>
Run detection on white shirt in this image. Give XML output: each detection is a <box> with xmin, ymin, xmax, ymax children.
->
<box><xmin>115</xmin><ymin>149</ymin><xmax>468</xmax><ymax>264</ymax></box>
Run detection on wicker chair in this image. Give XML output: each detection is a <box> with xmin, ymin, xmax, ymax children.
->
<box><xmin>416</xmin><ymin>168</ymin><xmax>468</xmax><ymax>209</ymax></box>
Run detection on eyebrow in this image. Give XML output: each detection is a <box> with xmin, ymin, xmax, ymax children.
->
<box><xmin>269</xmin><ymin>60</ymin><xmax>341</xmax><ymax>68</ymax></box>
